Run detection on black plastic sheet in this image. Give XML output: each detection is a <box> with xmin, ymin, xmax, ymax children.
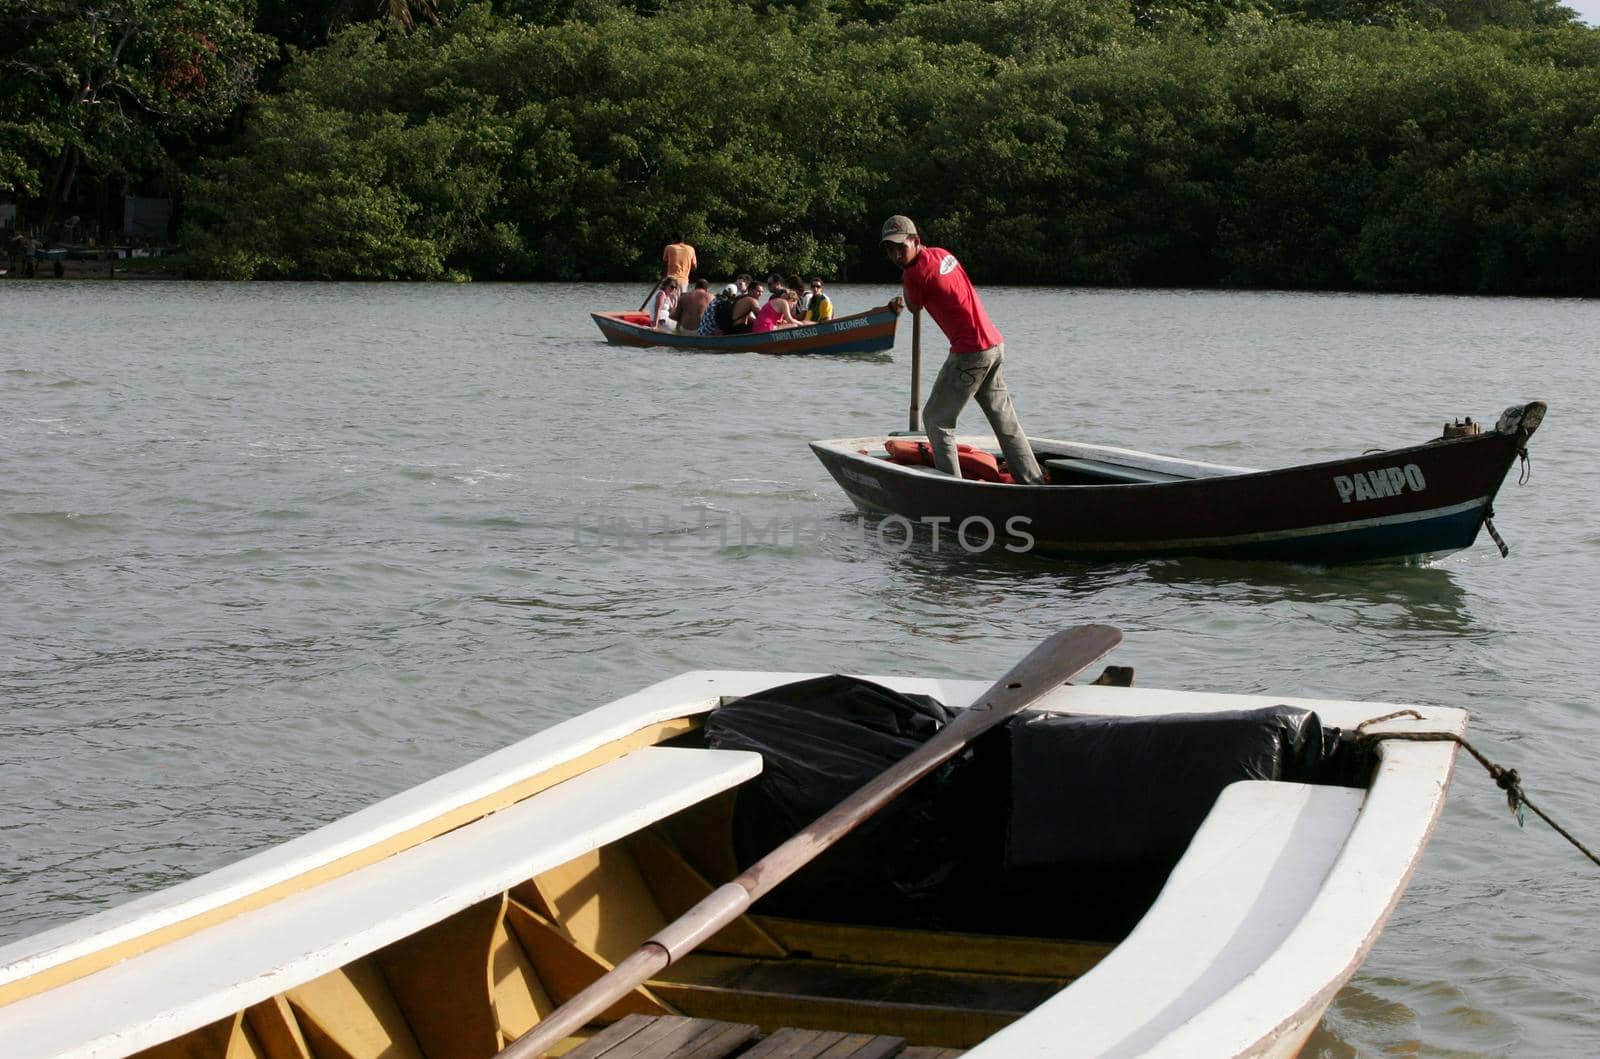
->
<box><xmin>704</xmin><ymin>675</ymin><xmax>1374</xmax><ymax>940</ymax></box>
<box><xmin>702</xmin><ymin>674</ymin><xmax>981</xmax><ymax>926</ymax></box>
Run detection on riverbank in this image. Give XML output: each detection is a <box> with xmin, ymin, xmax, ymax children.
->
<box><xmin>2</xmin><ymin>256</ymin><xmax>185</xmax><ymax>281</ymax></box>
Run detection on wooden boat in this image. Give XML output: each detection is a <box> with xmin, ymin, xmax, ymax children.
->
<box><xmin>811</xmin><ymin>401</ymin><xmax>1546</xmax><ymax>564</ymax></box>
<box><xmin>590</xmin><ymin>304</ymin><xmax>899</xmax><ymax>355</ymax></box>
<box><xmin>0</xmin><ymin>634</ymin><xmax>1465</xmax><ymax>1059</ymax></box>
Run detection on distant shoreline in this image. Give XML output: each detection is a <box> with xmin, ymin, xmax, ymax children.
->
<box><xmin>2</xmin><ymin>258</ymin><xmax>183</xmax><ymax>281</ymax></box>
<box><xmin>6</xmin><ymin>262</ymin><xmax>1597</xmax><ymax>299</ymax></box>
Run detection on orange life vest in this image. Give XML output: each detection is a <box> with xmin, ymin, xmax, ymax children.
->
<box><xmin>883</xmin><ymin>439</ymin><xmax>1013</xmax><ymax>483</ymax></box>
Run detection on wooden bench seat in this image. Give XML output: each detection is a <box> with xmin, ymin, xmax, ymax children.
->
<box><xmin>0</xmin><ymin>746</ymin><xmax>762</xmax><ymax>1059</ymax></box>
<box><xmin>646</xmin><ymin>948</ymin><xmax>1066</xmax><ymax>1049</ymax></box>
<box><xmin>1041</xmin><ymin>456</ymin><xmax>1189</xmax><ymax>485</ymax></box>
<box><xmin>568</xmin><ymin>1013</ymin><xmax>965</xmax><ymax>1058</ymax></box>
<box><xmin>567</xmin><ymin>1013</ymin><xmax>760</xmax><ymax>1058</ymax></box>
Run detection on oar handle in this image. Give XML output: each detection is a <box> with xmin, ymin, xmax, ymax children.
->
<box><xmin>496</xmin><ymin>624</ymin><xmax>1123</xmax><ymax>1058</ymax></box>
<box><xmin>909</xmin><ymin>309</ymin><xmax>922</xmax><ymax>431</ymax></box>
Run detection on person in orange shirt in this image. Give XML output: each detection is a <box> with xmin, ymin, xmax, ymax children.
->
<box><xmin>662</xmin><ymin>236</ymin><xmax>696</xmax><ymax>289</ymax></box>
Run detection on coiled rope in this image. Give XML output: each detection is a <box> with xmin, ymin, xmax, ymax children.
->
<box><xmin>1356</xmin><ymin>710</ymin><xmax>1599</xmax><ymax>868</ymax></box>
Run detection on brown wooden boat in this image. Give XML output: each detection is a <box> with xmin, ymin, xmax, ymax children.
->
<box><xmin>591</xmin><ymin>304</ymin><xmax>899</xmax><ymax>355</ymax></box>
<box><xmin>810</xmin><ymin>401</ymin><xmax>1546</xmax><ymax>563</ymax></box>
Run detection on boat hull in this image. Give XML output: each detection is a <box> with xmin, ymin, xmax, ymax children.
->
<box><xmin>811</xmin><ymin>402</ymin><xmax>1545</xmax><ymax>564</ymax></box>
<box><xmin>590</xmin><ymin>305</ymin><xmax>899</xmax><ymax>355</ymax></box>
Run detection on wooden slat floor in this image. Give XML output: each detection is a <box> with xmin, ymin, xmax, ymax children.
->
<box><xmin>565</xmin><ymin>1014</ymin><xmax>964</xmax><ymax>1059</ymax></box>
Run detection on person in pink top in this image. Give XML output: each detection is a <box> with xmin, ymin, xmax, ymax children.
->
<box><xmin>751</xmin><ymin>286</ymin><xmax>806</xmax><ymax>333</ymax></box>
<box><xmin>881</xmin><ymin>215</ymin><xmax>1044</xmax><ymax>485</ymax></box>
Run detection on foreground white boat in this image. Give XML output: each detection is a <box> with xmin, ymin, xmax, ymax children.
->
<box><xmin>0</xmin><ymin>652</ymin><xmax>1464</xmax><ymax>1059</ymax></box>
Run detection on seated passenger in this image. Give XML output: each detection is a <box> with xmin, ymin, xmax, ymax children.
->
<box><xmin>675</xmin><ymin>279</ymin><xmax>713</xmax><ymax>334</ymax></box>
<box><xmin>806</xmin><ymin>278</ymin><xmax>833</xmax><ymax>321</ymax></box>
<box><xmin>729</xmin><ymin>281</ymin><xmax>765</xmax><ymax>333</ymax></box>
<box><xmin>643</xmin><ymin>278</ymin><xmax>680</xmax><ymax>331</ymax></box>
<box><xmin>700</xmin><ymin>289</ymin><xmax>730</xmax><ymax>336</ymax></box>
<box><xmin>752</xmin><ymin>288</ymin><xmax>807</xmax><ymax>333</ymax></box>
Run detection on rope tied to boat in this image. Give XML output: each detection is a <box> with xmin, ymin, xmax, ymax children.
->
<box><xmin>1483</xmin><ymin>506</ymin><xmax>1510</xmax><ymax>558</ymax></box>
<box><xmin>1483</xmin><ymin>441</ymin><xmax>1533</xmax><ymax>557</ymax></box>
<box><xmin>1356</xmin><ymin>710</ymin><xmax>1600</xmax><ymax>868</ymax></box>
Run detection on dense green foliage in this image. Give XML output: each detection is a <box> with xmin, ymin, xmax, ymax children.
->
<box><xmin>0</xmin><ymin>0</ymin><xmax>274</xmax><ymax>225</ymax></box>
<box><xmin>5</xmin><ymin>0</ymin><xmax>1598</xmax><ymax>293</ymax></box>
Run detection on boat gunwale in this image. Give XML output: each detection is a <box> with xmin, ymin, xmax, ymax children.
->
<box><xmin>811</xmin><ymin>426</ymin><xmax>1523</xmax><ymax>491</ymax></box>
<box><xmin>1144</xmin><ymin>735</ymin><xmax>1461</xmax><ymax>1057</ymax></box>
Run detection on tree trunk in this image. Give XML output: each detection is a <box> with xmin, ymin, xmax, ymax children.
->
<box><xmin>42</xmin><ymin>147</ymin><xmax>81</xmax><ymax>238</ymax></box>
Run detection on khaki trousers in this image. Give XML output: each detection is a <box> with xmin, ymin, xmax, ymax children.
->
<box><xmin>923</xmin><ymin>343</ymin><xmax>1044</xmax><ymax>484</ymax></box>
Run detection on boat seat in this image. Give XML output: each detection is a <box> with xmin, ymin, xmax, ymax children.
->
<box><xmin>568</xmin><ymin>1012</ymin><xmax>963</xmax><ymax>1057</ymax></box>
<box><xmin>1041</xmin><ymin>457</ymin><xmax>1188</xmax><ymax>484</ymax></box>
<box><xmin>0</xmin><ymin>746</ymin><xmax>763</xmax><ymax>1059</ymax></box>
<box><xmin>567</xmin><ymin>1013</ymin><xmax>760</xmax><ymax>1057</ymax></box>
<box><xmin>968</xmin><ymin>780</ymin><xmax>1364</xmax><ymax>1057</ymax></box>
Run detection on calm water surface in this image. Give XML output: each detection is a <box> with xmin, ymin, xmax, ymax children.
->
<box><xmin>2</xmin><ymin>280</ymin><xmax>1597</xmax><ymax>1054</ymax></box>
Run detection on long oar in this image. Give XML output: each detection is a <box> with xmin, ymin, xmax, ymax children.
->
<box><xmin>496</xmin><ymin>623</ymin><xmax>1123</xmax><ymax>1059</ymax></box>
<box><xmin>909</xmin><ymin>308</ymin><xmax>922</xmax><ymax>432</ymax></box>
<box><xmin>638</xmin><ymin>278</ymin><xmax>664</xmax><ymax>312</ymax></box>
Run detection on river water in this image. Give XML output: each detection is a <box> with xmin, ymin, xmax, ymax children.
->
<box><xmin>2</xmin><ymin>280</ymin><xmax>1597</xmax><ymax>1054</ymax></box>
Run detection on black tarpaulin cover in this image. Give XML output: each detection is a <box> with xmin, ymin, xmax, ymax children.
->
<box><xmin>700</xmin><ymin>673</ymin><xmax>977</xmax><ymax>926</ymax></box>
<box><xmin>703</xmin><ymin>674</ymin><xmax>1373</xmax><ymax>940</ymax></box>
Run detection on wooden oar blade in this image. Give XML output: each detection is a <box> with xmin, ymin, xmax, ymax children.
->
<box><xmin>970</xmin><ymin>623</ymin><xmax>1125</xmax><ymax>717</ymax></box>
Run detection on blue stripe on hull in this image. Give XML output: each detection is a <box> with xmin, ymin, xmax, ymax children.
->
<box><xmin>1036</xmin><ymin>505</ymin><xmax>1486</xmax><ymax>564</ymax></box>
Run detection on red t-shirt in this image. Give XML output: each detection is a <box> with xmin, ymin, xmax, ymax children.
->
<box><xmin>902</xmin><ymin>246</ymin><xmax>1001</xmax><ymax>355</ymax></box>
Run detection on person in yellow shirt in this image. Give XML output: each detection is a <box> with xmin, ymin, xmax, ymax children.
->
<box><xmin>805</xmin><ymin>277</ymin><xmax>834</xmax><ymax>322</ymax></box>
<box><xmin>661</xmin><ymin>236</ymin><xmax>696</xmax><ymax>288</ymax></box>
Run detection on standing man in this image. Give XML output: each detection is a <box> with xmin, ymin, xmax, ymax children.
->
<box><xmin>880</xmin><ymin>215</ymin><xmax>1044</xmax><ymax>484</ymax></box>
<box><xmin>662</xmin><ymin>235</ymin><xmax>696</xmax><ymax>289</ymax></box>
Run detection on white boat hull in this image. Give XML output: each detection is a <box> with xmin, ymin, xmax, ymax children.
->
<box><xmin>0</xmin><ymin>670</ymin><xmax>1464</xmax><ymax>1058</ymax></box>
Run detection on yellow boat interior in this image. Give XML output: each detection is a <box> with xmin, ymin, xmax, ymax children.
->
<box><xmin>123</xmin><ymin>713</ymin><xmax>1114</xmax><ymax>1059</ymax></box>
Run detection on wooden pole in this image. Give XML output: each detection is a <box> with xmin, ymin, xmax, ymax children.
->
<box><xmin>909</xmin><ymin>309</ymin><xmax>922</xmax><ymax>432</ymax></box>
<box><xmin>638</xmin><ymin>279</ymin><xmax>663</xmax><ymax>312</ymax></box>
<box><xmin>495</xmin><ymin>624</ymin><xmax>1124</xmax><ymax>1059</ymax></box>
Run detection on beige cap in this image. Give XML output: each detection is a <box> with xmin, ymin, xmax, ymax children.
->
<box><xmin>880</xmin><ymin>215</ymin><xmax>918</xmax><ymax>244</ymax></box>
